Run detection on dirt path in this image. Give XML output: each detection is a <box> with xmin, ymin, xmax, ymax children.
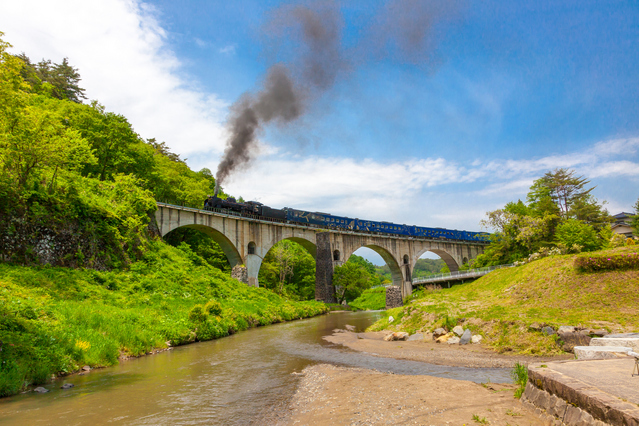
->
<box><xmin>324</xmin><ymin>331</ymin><xmax>571</xmax><ymax>368</ymax></box>
<box><xmin>279</xmin><ymin>364</ymin><xmax>545</xmax><ymax>426</ymax></box>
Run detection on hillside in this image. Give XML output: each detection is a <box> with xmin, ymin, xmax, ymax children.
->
<box><xmin>0</xmin><ymin>240</ymin><xmax>327</xmax><ymax>397</ymax></box>
<box><xmin>369</xmin><ymin>246</ymin><xmax>639</xmax><ymax>355</ymax></box>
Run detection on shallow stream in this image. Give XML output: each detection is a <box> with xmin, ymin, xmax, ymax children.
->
<box><xmin>0</xmin><ymin>311</ymin><xmax>511</xmax><ymax>425</ymax></box>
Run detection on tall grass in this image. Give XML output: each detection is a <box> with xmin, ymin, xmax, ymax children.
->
<box><xmin>350</xmin><ymin>287</ymin><xmax>386</xmax><ymax>310</ymax></box>
<box><xmin>511</xmin><ymin>362</ymin><xmax>528</xmax><ymax>398</ymax></box>
<box><xmin>0</xmin><ymin>240</ymin><xmax>328</xmax><ymax>397</ymax></box>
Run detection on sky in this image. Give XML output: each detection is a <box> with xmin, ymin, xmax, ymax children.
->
<box><xmin>1</xmin><ymin>0</ymin><xmax>638</xmax><ymax>264</ymax></box>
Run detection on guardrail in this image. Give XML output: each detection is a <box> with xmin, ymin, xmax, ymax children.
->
<box><xmin>412</xmin><ymin>263</ymin><xmax>516</xmax><ymax>285</ymax></box>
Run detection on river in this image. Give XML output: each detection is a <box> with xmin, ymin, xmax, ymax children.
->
<box><xmin>0</xmin><ymin>311</ymin><xmax>511</xmax><ymax>425</ymax></box>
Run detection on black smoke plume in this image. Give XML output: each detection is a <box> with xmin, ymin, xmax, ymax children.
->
<box><xmin>214</xmin><ymin>2</ymin><xmax>344</xmax><ymax>194</ymax></box>
<box><xmin>214</xmin><ymin>0</ymin><xmax>464</xmax><ymax>195</ymax></box>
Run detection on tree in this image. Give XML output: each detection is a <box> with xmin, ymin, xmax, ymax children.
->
<box><xmin>531</xmin><ymin>168</ymin><xmax>595</xmax><ymax>216</ymax></box>
<box><xmin>632</xmin><ymin>197</ymin><xmax>639</xmax><ymax>236</ymax></box>
<box><xmin>333</xmin><ymin>262</ymin><xmax>372</xmax><ymax>304</ymax></box>
<box><xmin>555</xmin><ymin>219</ymin><xmax>600</xmax><ymax>253</ymax></box>
<box><xmin>15</xmin><ymin>54</ymin><xmax>86</xmax><ymax>102</ymax></box>
<box><xmin>570</xmin><ymin>194</ymin><xmax>612</xmax><ymax>231</ymax></box>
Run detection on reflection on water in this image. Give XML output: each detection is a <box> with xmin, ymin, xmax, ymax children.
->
<box><xmin>0</xmin><ymin>311</ymin><xmax>510</xmax><ymax>425</ymax></box>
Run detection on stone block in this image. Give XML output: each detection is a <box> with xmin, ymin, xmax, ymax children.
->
<box><xmin>574</xmin><ymin>345</ymin><xmax>632</xmax><ymax>360</ymax></box>
<box><xmin>231</xmin><ymin>265</ymin><xmax>248</xmax><ymax>284</ymax></box>
<box><xmin>590</xmin><ymin>336</ymin><xmax>639</xmax><ymax>351</ymax></box>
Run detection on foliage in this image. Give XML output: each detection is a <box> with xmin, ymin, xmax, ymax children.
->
<box><xmin>511</xmin><ymin>362</ymin><xmax>528</xmax><ymax>398</ymax></box>
<box><xmin>163</xmin><ymin>228</ymin><xmax>230</xmax><ymax>272</ymax></box>
<box><xmin>555</xmin><ymin>218</ymin><xmax>601</xmax><ymax>253</ymax></box>
<box><xmin>575</xmin><ymin>252</ymin><xmax>639</xmax><ymax>272</ymax></box>
<box><xmin>633</xmin><ymin>197</ymin><xmax>639</xmax><ymax>236</ymax></box>
<box><xmin>531</xmin><ymin>168</ymin><xmax>594</xmax><ymax>216</ymax></box>
<box><xmin>16</xmin><ymin>54</ymin><xmax>86</xmax><ymax>103</ymax></box>
<box><xmin>333</xmin><ymin>261</ymin><xmax>373</xmax><ymax>304</ymax></box>
<box><xmin>350</xmin><ymin>286</ymin><xmax>386</xmax><ymax>310</ymax></box>
<box><xmin>0</xmin><ymin>240</ymin><xmax>328</xmax><ymax>397</ymax></box>
<box><xmin>258</xmin><ymin>240</ymin><xmax>315</xmax><ymax>300</ymax></box>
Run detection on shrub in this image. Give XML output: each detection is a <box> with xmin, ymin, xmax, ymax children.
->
<box><xmin>575</xmin><ymin>252</ymin><xmax>639</xmax><ymax>272</ymax></box>
<box><xmin>204</xmin><ymin>300</ymin><xmax>222</xmax><ymax>316</ymax></box>
<box><xmin>188</xmin><ymin>305</ymin><xmax>207</xmax><ymax>322</ymax></box>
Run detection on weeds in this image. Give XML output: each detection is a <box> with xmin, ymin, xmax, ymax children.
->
<box><xmin>511</xmin><ymin>362</ymin><xmax>528</xmax><ymax>398</ymax></box>
<box><xmin>472</xmin><ymin>414</ymin><xmax>489</xmax><ymax>424</ymax></box>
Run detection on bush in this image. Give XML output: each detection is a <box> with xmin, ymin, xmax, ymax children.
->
<box><xmin>575</xmin><ymin>252</ymin><xmax>639</xmax><ymax>272</ymax></box>
<box><xmin>188</xmin><ymin>305</ymin><xmax>207</xmax><ymax>322</ymax></box>
<box><xmin>204</xmin><ymin>300</ymin><xmax>222</xmax><ymax>316</ymax></box>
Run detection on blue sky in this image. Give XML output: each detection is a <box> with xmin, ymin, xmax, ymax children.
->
<box><xmin>1</xmin><ymin>1</ymin><xmax>638</xmax><ymax>263</ymax></box>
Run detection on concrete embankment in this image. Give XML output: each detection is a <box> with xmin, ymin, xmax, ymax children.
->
<box><xmin>522</xmin><ymin>358</ymin><xmax>639</xmax><ymax>425</ymax></box>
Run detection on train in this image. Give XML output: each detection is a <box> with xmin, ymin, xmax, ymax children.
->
<box><xmin>205</xmin><ymin>195</ymin><xmax>488</xmax><ymax>243</ymax></box>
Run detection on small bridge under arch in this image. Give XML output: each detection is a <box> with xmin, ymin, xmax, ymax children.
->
<box><xmin>154</xmin><ymin>203</ymin><xmax>487</xmax><ymax>302</ymax></box>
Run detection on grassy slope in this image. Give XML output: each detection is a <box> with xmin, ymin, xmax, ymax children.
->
<box><xmin>0</xmin><ymin>240</ymin><xmax>327</xmax><ymax>397</ymax></box>
<box><xmin>369</xmin><ymin>246</ymin><xmax>639</xmax><ymax>355</ymax></box>
<box><xmin>350</xmin><ymin>287</ymin><xmax>386</xmax><ymax>310</ymax></box>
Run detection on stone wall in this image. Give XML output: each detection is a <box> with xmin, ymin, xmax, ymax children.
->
<box><xmin>231</xmin><ymin>265</ymin><xmax>248</xmax><ymax>285</ymax></box>
<box><xmin>385</xmin><ymin>286</ymin><xmax>403</xmax><ymax>309</ymax></box>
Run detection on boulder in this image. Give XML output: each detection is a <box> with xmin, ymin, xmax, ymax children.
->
<box><xmin>452</xmin><ymin>325</ymin><xmax>464</xmax><ymax>336</ymax></box>
<box><xmin>529</xmin><ymin>322</ymin><xmax>542</xmax><ymax>331</ymax></box>
<box><xmin>82</xmin><ymin>365</ymin><xmax>91</xmax><ymax>372</ymax></box>
<box><xmin>436</xmin><ymin>333</ymin><xmax>452</xmax><ymax>343</ymax></box>
<box><xmin>432</xmin><ymin>328</ymin><xmax>447</xmax><ymax>339</ymax></box>
<box><xmin>471</xmin><ymin>335</ymin><xmax>483</xmax><ymax>344</ymax></box>
<box><xmin>407</xmin><ymin>333</ymin><xmax>424</xmax><ymax>341</ymax></box>
<box><xmin>541</xmin><ymin>326</ymin><xmax>555</xmax><ymax>336</ymax></box>
<box><xmin>557</xmin><ymin>328</ymin><xmax>591</xmax><ymax>352</ymax></box>
<box><xmin>60</xmin><ymin>383</ymin><xmax>74</xmax><ymax>390</ymax></box>
<box><xmin>589</xmin><ymin>329</ymin><xmax>608</xmax><ymax>337</ymax></box>
<box><xmin>383</xmin><ymin>331</ymin><xmax>409</xmax><ymax>341</ymax></box>
<box><xmin>460</xmin><ymin>329</ymin><xmax>472</xmax><ymax>345</ymax></box>
<box><xmin>557</xmin><ymin>325</ymin><xmax>576</xmax><ymax>334</ymax></box>
<box><xmin>388</xmin><ymin>316</ymin><xmax>395</xmax><ymax>323</ymax></box>
<box><xmin>447</xmin><ymin>336</ymin><xmax>461</xmax><ymax>344</ymax></box>
<box><xmin>344</xmin><ymin>324</ymin><xmax>356</xmax><ymax>332</ymax></box>
<box><xmin>33</xmin><ymin>387</ymin><xmax>49</xmax><ymax>393</ymax></box>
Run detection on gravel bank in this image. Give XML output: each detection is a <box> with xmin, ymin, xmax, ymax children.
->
<box><xmin>279</xmin><ymin>364</ymin><xmax>545</xmax><ymax>425</ymax></box>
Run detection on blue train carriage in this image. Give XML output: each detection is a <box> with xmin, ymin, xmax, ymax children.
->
<box><xmin>287</xmin><ymin>208</ymin><xmax>353</xmax><ymax>229</ymax></box>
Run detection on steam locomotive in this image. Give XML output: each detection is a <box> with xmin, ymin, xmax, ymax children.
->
<box><xmin>205</xmin><ymin>195</ymin><xmax>488</xmax><ymax>242</ymax></box>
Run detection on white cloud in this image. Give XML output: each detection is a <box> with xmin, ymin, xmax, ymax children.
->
<box><xmin>0</xmin><ymin>0</ymin><xmax>228</xmax><ymax>159</ymax></box>
<box><xmin>219</xmin><ymin>44</ymin><xmax>237</xmax><ymax>55</ymax></box>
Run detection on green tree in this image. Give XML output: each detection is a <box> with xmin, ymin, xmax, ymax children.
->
<box><xmin>632</xmin><ymin>197</ymin><xmax>639</xmax><ymax>236</ymax></box>
<box><xmin>555</xmin><ymin>219</ymin><xmax>600</xmax><ymax>253</ymax></box>
<box><xmin>333</xmin><ymin>262</ymin><xmax>372</xmax><ymax>304</ymax></box>
<box><xmin>258</xmin><ymin>240</ymin><xmax>316</xmax><ymax>300</ymax></box>
<box><xmin>532</xmin><ymin>168</ymin><xmax>595</xmax><ymax>216</ymax></box>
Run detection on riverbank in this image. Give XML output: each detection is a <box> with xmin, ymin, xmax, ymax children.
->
<box><xmin>279</xmin><ymin>364</ymin><xmax>545</xmax><ymax>425</ymax></box>
<box><xmin>324</xmin><ymin>330</ymin><xmax>571</xmax><ymax>368</ymax></box>
<box><xmin>369</xmin><ymin>246</ymin><xmax>639</xmax><ymax>356</ymax></box>
<box><xmin>0</xmin><ymin>240</ymin><xmax>328</xmax><ymax>397</ymax></box>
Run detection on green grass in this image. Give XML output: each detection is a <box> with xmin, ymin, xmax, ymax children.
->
<box><xmin>472</xmin><ymin>414</ymin><xmax>490</xmax><ymax>424</ymax></box>
<box><xmin>511</xmin><ymin>362</ymin><xmax>528</xmax><ymax>398</ymax></box>
<box><xmin>0</xmin><ymin>239</ymin><xmax>328</xmax><ymax>397</ymax></box>
<box><xmin>367</xmin><ymin>246</ymin><xmax>639</xmax><ymax>355</ymax></box>
<box><xmin>350</xmin><ymin>287</ymin><xmax>386</xmax><ymax>310</ymax></box>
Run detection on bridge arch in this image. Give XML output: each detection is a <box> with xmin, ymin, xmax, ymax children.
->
<box><xmin>414</xmin><ymin>248</ymin><xmax>459</xmax><ymax>273</ymax></box>
<box><xmin>248</xmin><ymin>236</ymin><xmax>317</xmax><ymax>289</ymax></box>
<box><xmin>164</xmin><ymin>224</ymin><xmax>242</xmax><ymax>268</ymax></box>
<box><xmin>344</xmin><ymin>244</ymin><xmax>403</xmax><ymax>287</ymax></box>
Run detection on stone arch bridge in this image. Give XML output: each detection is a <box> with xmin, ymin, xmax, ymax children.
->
<box><xmin>154</xmin><ymin>203</ymin><xmax>487</xmax><ymax>302</ymax></box>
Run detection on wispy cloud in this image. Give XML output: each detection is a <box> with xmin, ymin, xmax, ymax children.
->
<box><xmin>219</xmin><ymin>44</ymin><xmax>237</xmax><ymax>55</ymax></box>
<box><xmin>194</xmin><ymin>37</ymin><xmax>207</xmax><ymax>48</ymax></box>
<box><xmin>0</xmin><ymin>0</ymin><xmax>228</xmax><ymax>159</ymax></box>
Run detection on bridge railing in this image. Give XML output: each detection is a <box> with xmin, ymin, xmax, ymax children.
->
<box><xmin>412</xmin><ymin>263</ymin><xmax>516</xmax><ymax>284</ymax></box>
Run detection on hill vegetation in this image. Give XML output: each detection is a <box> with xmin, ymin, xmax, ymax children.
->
<box><xmin>371</xmin><ymin>246</ymin><xmax>639</xmax><ymax>355</ymax></box>
<box><xmin>0</xmin><ymin>34</ymin><xmax>329</xmax><ymax>398</ymax></box>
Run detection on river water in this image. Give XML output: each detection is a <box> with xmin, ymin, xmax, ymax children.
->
<box><xmin>0</xmin><ymin>311</ymin><xmax>511</xmax><ymax>425</ymax></box>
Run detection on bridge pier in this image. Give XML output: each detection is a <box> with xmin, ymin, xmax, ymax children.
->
<box><xmin>315</xmin><ymin>232</ymin><xmax>337</xmax><ymax>303</ymax></box>
<box><xmin>245</xmin><ymin>254</ymin><xmax>262</xmax><ymax>287</ymax></box>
